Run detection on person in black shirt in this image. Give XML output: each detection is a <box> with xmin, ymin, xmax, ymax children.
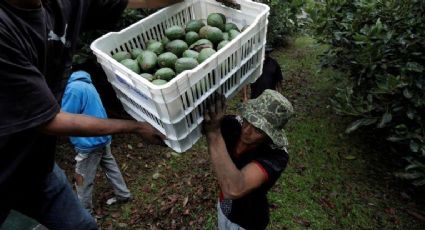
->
<box><xmin>204</xmin><ymin>90</ymin><xmax>294</xmax><ymax>230</ymax></box>
<box><xmin>244</xmin><ymin>45</ymin><xmax>283</xmax><ymax>101</ymax></box>
<box><xmin>0</xmin><ymin>0</ymin><xmax>184</xmax><ymax>229</ymax></box>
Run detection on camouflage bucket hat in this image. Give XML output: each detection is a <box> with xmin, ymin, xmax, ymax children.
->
<box><xmin>240</xmin><ymin>89</ymin><xmax>294</xmax><ymax>149</ymax></box>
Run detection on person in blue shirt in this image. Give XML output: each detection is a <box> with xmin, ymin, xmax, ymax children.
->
<box><xmin>61</xmin><ymin>71</ymin><xmax>131</xmax><ymax>214</ymax></box>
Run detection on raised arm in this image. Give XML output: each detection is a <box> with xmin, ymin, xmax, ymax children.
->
<box><xmin>39</xmin><ymin>111</ymin><xmax>165</xmax><ymax>144</ymax></box>
<box><xmin>204</xmin><ymin>95</ymin><xmax>267</xmax><ymax>199</ymax></box>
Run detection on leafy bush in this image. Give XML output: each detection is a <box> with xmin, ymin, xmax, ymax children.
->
<box><xmin>257</xmin><ymin>0</ymin><xmax>306</xmax><ymax>47</ymax></box>
<box><xmin>309</xmin><ymin>0</ymin><xmax>425</xmax><ymax>186</ymax></box>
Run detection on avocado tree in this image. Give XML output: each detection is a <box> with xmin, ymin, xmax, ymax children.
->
<box><xmin>309</xmin><ymin>0</ymin><xmax>425</xmax><ymax>186</ymax></box>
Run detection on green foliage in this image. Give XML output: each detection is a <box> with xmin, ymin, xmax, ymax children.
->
<box><xmin>257</xmin><ymin>0</ymin><xmax>306</xmax><ymax>47</ymax></box>
<box><xmin>309</xmin><ymin>0</ymin><xmax>425</xmax><ymax>186</ymax></box>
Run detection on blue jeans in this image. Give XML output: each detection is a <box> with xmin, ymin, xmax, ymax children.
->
<box><xmin>75</xmin><ymin>144</ymin><xmax>131</xmax><ymax>214</ymax></box>
<box><xmin>0</xmin><ymin>164</ymin><xmax>97</xmax><ymax>230</ymax></box>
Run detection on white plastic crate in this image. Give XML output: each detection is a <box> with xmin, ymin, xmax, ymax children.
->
<box><xmin>90</xmin><ymin>0</ymin><xmax>269</xmax><ymax>152</ymax></box>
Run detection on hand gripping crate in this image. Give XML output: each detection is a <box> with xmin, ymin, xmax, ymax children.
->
<box><xmin>90</xmin><ymin>0</ymin><xmax>269</xmax><ymax>152</ymax></box>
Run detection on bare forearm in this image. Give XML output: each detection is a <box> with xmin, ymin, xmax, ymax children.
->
<box><xmin>127</xmin><ymin>0</ymin><xmax>182</xmax><ymax>9</ymax></box>
<box><xmin>39</xmin><ymin>112</ymin><xmax>141</xmax><ymax>136</ymax></box>
<box><xmin>207</xmin><ymin>132</ymin><xmax>244</xmax><ymax>198</ymax></box>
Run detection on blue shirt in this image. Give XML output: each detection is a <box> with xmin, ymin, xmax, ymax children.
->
<box><xmin>61</xmin><ymin>71</ymin><xmax>111</xmax><ymax>153</ymax></box>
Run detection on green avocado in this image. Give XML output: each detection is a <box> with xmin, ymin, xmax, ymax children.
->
<box><xmin>151</xmin><ymin>79</ymin><xmax>168</xmax><ymax>85</ymax></box>
<box><xmin>207</xmin><ymin>13</ymin><xmax>225</xmax><ymax>31</ymax></box>
<box><xmin>157</xmin><ymin>52</ymin><xmax>178</xmax><ymax>68</ymax></box>
<box><xmin>112</xmin><ymin>51</ymin><xmax>131</xmax><ymax>62</ymax></box>
<box><xmin>206</xmin><ymin>26</ymin><xmax>224</xmax><ymax>44</ymax></box>
<box><xmin>136</xmin><ymin>50</ymin><xmax>157</xmax><ymax>72</ymax></box>
<box><xmin>175</xmin><ymin>57</ymin><xmax>199</xmax><ymax>74</ymax></box>
<box><xmin>197</xmin><ymin>48</ymin><xmax>216</xmax><ymax>63</ymax></box>
<box><xmin>166</xmin><ymin>40</ymin><xmax>188</xmax><ymax>57</ymax></box>
<box><xmin>165</xmin><ymin>25</ymin><xmax>185</xmax><ymax>40</ymax></box>
<box><xmin>140</xmin><ymin>73</ymin><xmax>154</xmax><ymax>81</ymax></box>
<box><xmin>155</xmin><ymin>68</ymin><xmax>176</xmax><ymax>81</ymax></box>
<box><xmin>185</xmin><ymin>31</ymin><xmax>200</xmax><ymax>46</ymax></box>
<box><xmin>130</xmin><ymin>48</ymin><xmax>143</xmax><ymax>59</ymax></box>
<box><xmin>185</xmin><ymin>19</ymin><xmax>205</xmax><ymax>33</ymax></box>
<box><xmin>147</xmin><ymin>41</ymin><xmax>164</xmax><ymax>55</ymax></box>
<box><xmin>120</xmin><ymin>59</ymin><xmax>140</xmax><ymax>74</ymax></box>
<box><xmin>182</xmin><ymin>50</ymin><xmax>199</xmax><ymax>59</ymax></box>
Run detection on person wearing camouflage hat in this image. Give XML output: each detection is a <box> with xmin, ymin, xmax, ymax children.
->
<box><xmin>204</xmin><ymin>90</ymin><xmax>294</xmax><ymax>230</ymax></box>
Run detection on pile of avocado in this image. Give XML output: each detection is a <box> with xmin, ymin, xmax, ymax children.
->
<box><xmin>112</xmin><ymin>13</ymin><xmax>243</xmax><ymax>86</ymax></box>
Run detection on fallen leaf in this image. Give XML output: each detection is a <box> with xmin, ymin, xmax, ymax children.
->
<box><xmin>127</xmin><ymin>144</ymin><xmax>133</xmax><ymax>150</ymax></box>
<box><xmin>117</xmin><ymin>223</ymin><xmax>128</xmax><ymax>228</ymax></box>
<box><xmin>183</xmin><ymin>196</ymin><xmax>189</xmax><ymax>207</ymax></box>
<box><xmin>152</xmin><ymin>172</ymin><xmax>161</xmax><ymax>179</ymax></box>
<box><xmin>344</xmin><ymin>155</ymin><xmax>356</xmax><ymax>160</ymax></box>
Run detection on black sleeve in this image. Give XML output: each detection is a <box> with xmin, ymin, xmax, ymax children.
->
<box><xmin>220</xmin><ymin>115</ymin><xmax>241</xmax><ymax>151</ymax></box>
<box><xmin>254</xmin><ymin>148</ymin><xmax>288</xmax><ymax>188</ymax></box>
<box><xmin>83</xmin><ymin>0</ymin><xmax>128</xmax><ymax>30</ymax></box>
<box><xmin>0</xmin><ymin>26</ymin><xmax>60</xmax><ymax>136</ymax></box>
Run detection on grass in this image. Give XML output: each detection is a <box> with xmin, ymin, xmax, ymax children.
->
<box><xmin>267</xmin><ymin>36</ymin><xmax>422</xmax><ymax>229</ymax></box>
<box><xmin>54</xmin><ymin>36</ymin><xmax>424</xmax><ymax>229</ymax></box>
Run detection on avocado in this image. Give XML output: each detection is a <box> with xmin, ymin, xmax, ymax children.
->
<box><xmin>185</xmin><ymin>19</ymin><xmax>205</xmax><ymax>33</ymax></box>
<box><xmin>185</xmin><ymin>31</ymin><xmax>200</xmax><ymax>46</ymax></box>
<box><xmin>151</xmin><ymin>79</ymin><xmax>168</xmax><ymax>85</ymax></box>
<box><xmin>155</xmin><ymin>68</ymin><xmax>176</xmax><ymax>81</ymax></box>
<box><xmin>197</xmin><ymin>48</ymin><xmax>216</xmax><ymax>63</ymax></box>
<box><xmin>166</xmin><ymin>39</ymin><xmax>188</xmax><ymax>57</ymax></box>
<box><xmin>112</xmin><ymin>51</ymin><xmax>131</xmax><ymax>62</ymax></box>
<box><xmin>140</xmin><ymin>73</ymin><xmax>154</xmax><ymax>81</ymax></box>
<box><xmin>136</xmin><ymin>50</ymin><xmax>157</xmax><ymax>72</ymax></box>
<box><xmin>147</xmin><ymin>41</ymin><xmax>164</xmax><ymax>55</ymax></box>
<box><xmin>165</xmin><ymin>25</ymin><xmax>185</xmax><ymax>40</ymax></box>
<box><xmin>120</xmin><ymin>59</ymin><xmax>140</xmax><ymax>74</ymax></box>
<box><xmin>189</xmin><ymin>39</ymin><xmax>213</xmax><ymax>52</ymax></box>
<box><xmin>157</xmin><ymin>52</ymin><xmax>178</xmax><ymax>68</ymax></box>
<box><xmin>224</xmin><ymin>22</ymin><xmax>239</xmax><ymax>32</ymax></box>
<box><xmin>130</xmin><ymin>48</ymin><xmax>144</xmax><ymax>59</ymax></box>
<box><xmin>206</xmin><ymin>26</ymin><xmax>224</xmax><ymax>44</ymax></box>
<box><xmin>217</xmin><ymin>40</ymin><xmax>229</xmax><ymax>50</ymax></box>
<box><xmin>223</xmin><ymin>32</ymin><xmax>229</xmax><ymax>41</ymax></box>
<box><xmin>199</xmin><ymin>25</ymin><xmax>212</xmax><ymax>39</ymax></box>
<box><xmin>182</xmin><ymin>50</ymin><xmax>199</xmax><ymax>60</ymax></box>
<box><xmin>207</xmin><ymin>13</ymin><xmax>225</xmax><ymax>31</ymax></box>
<box><xmin>229</xmin><ymin>29</ymin><xmax>241</xmax><ymax>40</ymax></box>
<box><xmin>161</xmin><ymin>37</ymin><xmax>170</xmax><ymax>46</ymax></box>
<box><xmin>175</xmin><ymin>57</ymin><xmax>199</xmax><ymax>74</ymax></box>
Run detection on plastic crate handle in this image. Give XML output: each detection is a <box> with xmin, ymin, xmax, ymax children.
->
<box><xmin>114</xmin><ymin>70</ymin><xmax>135</xmax><ymax>88</ymax></box>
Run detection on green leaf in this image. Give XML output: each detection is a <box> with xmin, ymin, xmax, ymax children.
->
<box><xmin>377</xmin><ymin>111</ymin><xmax>392</xmax><ymax>128</ymax></box>
<box><xmin>405</xmin><ymin>62</ymin><xmax>424</xmax><ymax>72</ymax></box>
<box><xmin>403</xmin><ymin>88</ymin><xmax>413</xmax><ymax>98</ymax></box>
<box><xmin>410</xmin><ymin>141</ymin><xmax>419</xmax><ymax>153</ymax></box>
<box><xmin>345</xmin><ymin>118</ymin><xmax>377</xmax><ymax>134</ymax></box>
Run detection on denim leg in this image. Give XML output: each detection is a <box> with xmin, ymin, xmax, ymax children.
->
<box><xmin>14</xmin><ymin>164</ymin><xmax>97</xmax><ymax>230</ymax></box>
<box><xmin>217</xmin><ymin>202</ymin><xmax>245</xmax><ymax>230</ymax></box>
<box><xmin>75</xmin><ymin>151</ymin><xmax>102</xmax><ymax>213</ymax></box>
<box><xmin>100</xmin><ymin>144</ymin><xmax>131</xmax><ymax>199</ymax></box>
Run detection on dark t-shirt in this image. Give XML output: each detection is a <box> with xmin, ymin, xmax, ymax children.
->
<box><xmin>250</xmin><ymin>56</ymin><xmax>283</xmax><ymax>99</ymax></box>
<box><xmin>0</xmin><ymin>0</ymin><xmax>127</xmax><ymax>193</ymax></box>
<box><xmin>219</xmin><ymin>115</ymin><xmax>289</xmax><ymax>230</ymax></box>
